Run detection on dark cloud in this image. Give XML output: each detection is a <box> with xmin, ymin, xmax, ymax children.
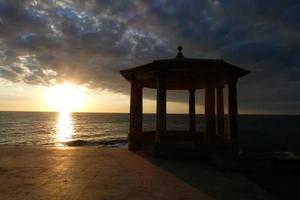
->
<box><xmin>0</xmin><ymin>0</ymin><xmax>299</xmax><ymax>113</ymax></box>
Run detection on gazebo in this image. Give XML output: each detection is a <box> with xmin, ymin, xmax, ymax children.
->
<box><xmin>120</xmin><ymin>46</ymin><xmax>249</xmax><ymax>158</ymax></box>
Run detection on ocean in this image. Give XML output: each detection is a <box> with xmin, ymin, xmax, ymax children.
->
<box><xmin>0</xmin><ymin>112</ymin><xmax>299</xmax><ymax>152</ymax></box>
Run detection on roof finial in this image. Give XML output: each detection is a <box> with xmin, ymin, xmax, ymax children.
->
<box><xmin>176</xmin><ymin>46</ymin><xmax>184</xmax><ymax>58</ymax></box>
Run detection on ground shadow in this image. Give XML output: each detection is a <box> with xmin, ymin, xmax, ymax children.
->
<box><xmin>135</xmin><ymin>148</ymin><xmax>274</xmax><ymax>200</ymax></box>
<box><xmin>243</xmin><ymin>171</ymin><xmax>300</xmax><ymax>200</ymax></box>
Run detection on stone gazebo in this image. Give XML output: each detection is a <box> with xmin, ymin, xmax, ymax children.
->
<box><xmin>120</xmin><ymin>47</ymin><xmax>249</xmax><ymax>158</ymax></box>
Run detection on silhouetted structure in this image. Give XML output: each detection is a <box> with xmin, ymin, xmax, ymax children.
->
<box><xmin>120</xmin><ymin>46</ymin><xmax>250</xmax><ymax>159</ymax></box>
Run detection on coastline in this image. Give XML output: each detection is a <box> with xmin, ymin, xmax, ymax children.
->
<box><xmin>0</xmin><ymin>145</ymin><xmax>274</xmax><ymax>200</ymax></box>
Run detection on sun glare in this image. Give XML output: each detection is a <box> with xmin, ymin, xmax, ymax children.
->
<box><xmin>56</xmin><ymin>111</ymin><xmax>73</xmax><ymax>142</ymax></box>
<box><xmin>46</xmin><ymin>83</ymin><xmax>86</xmax><ymax>112</ymax></box>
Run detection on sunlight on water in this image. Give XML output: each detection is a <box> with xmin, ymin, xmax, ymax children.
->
<box><xmin>56</xmin><ymin>111</ymin><xmax>73</xmax><ymax>142</ymax></box>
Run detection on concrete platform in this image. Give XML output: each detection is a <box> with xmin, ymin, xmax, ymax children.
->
<box><xmin>0</xmin><ymin>146</ymin><xmax>273</xmax><ymax>200</ymax></box>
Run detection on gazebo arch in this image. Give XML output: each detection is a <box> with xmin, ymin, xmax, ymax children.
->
<box><xmin>120</xmin><ymin>46</ymin><xmax>250</xmax><ymax>158</ymax></box>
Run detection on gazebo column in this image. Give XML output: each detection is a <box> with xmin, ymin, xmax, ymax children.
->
<box><xmin>129</xmin><ymin>81</ymin><xmax>143</xmax><ymax>151</ymax></box>
<box><xmin>156</xmin><ymin>74</ymin><xmax>167</xmax><ymax>143</ymax></box>
<box><xmin>189</xmin><ymin>89</ymin><xmax>196</xmax><ymax>133</ymax></box>
<box><xmin>216</xmin><ymin>84</ymin><xmax>225</xmax><ymax>139</ymax></box>
<box><xmin>228</xmin><ymin>80</ymin><xmax>238</xmax><ymax>142</ymax></box>
<box><xmin>205</xmin><ymin>85</ymin><xmax>216</xmax><ymax>145</ymax></box>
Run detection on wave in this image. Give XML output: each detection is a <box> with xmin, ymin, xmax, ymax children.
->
<box><xmin>62</xmin><ymin>137</ymin><xmax>128</xmax><ymax>147</ymax></box>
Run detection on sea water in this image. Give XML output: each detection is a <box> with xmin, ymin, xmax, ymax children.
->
<box><xmin>0</xmin><ymin>112</ymin><xmax>299</xmax><ymax>152</ymax></box>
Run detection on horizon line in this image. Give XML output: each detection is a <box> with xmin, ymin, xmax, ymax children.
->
<box><xmin>0</xmin><ymin>110</ymin><xmax>300</xmax><ymax>116</ymax></box>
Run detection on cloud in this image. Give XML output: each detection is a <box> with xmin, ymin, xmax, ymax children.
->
<box><xmin>0</xmin><ymin>0</ymin><xmax>299</xmax><ymax>113</ymax></box>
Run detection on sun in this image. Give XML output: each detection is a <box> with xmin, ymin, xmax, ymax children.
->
<box><xmin>46</xmin><ymin>82</ymin><xmax>86</xmax><ymax>112</ymax></box>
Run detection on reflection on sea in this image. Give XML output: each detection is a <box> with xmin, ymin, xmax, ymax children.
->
<box><xmin>56</xmin><ymin>111</ymin><xmax>73</xmax><ymax>142</ymax></box>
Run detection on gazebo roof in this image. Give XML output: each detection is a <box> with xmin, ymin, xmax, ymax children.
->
<box><xmin>120</xmin><ymin>47</ymin><xmax>250</xmax><ymax>89</ymax></box>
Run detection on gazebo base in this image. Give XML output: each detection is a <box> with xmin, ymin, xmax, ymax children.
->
<box><xmin>137</xmin><ymin>130</ymin><xmax>238</xmax><ymax>161</ymax></box>
<box><xmin>153</xmin><ymin>141</ymin><xmax>238</xmax><ymax>161</ymax></box>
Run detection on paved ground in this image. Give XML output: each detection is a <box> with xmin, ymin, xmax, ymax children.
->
<box><xmin>0</xmin><ymin>146</ymin><xmax>273</xmax><ymax>200</ymax></box>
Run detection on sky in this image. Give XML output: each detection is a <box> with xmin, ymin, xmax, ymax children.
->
<box><xmin>0</xmin><ymin>0</ymin><xmax>299</xmax><ymax>114</ymax></box>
